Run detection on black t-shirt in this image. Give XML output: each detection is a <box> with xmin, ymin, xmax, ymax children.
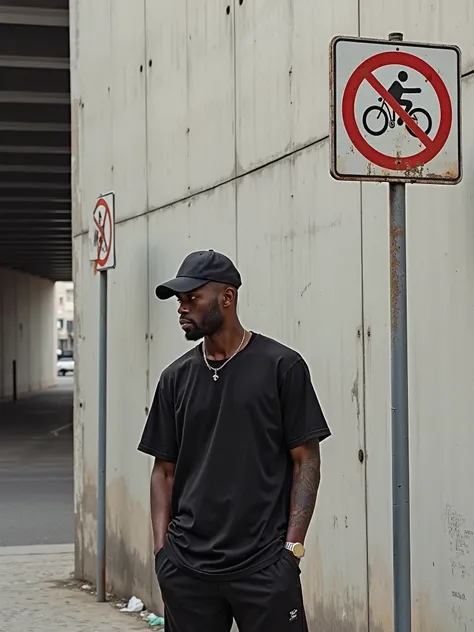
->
<box><xmin>138</xmin><ymin>333</ymin><xmax>330</xmax><ymax>581</ymax></box>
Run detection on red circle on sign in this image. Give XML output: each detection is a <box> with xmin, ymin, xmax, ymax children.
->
<box><xmin>342</xmin><ymin>51</ymin><xmax>452</xmax><ymax>171</ymax></box>
<box><xmin>94</xmin><ymin>198</ymin><xmax>112</xmax><ymax>267</ymax></box>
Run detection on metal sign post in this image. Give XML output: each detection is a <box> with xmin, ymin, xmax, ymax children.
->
<box><xmin>385</xmin><ymin>31</ymin><xmax>411</xmax><ymax>623</ymax></box>
<box><xmin>97</xmin><ymin>266</ymin><xmax>108</xmax><ymax>603</ymax></box>
<box><xmin>389</xmin><ymin>177</ymin><xmax>411</xmax><ymax>632</ymax></box>
<box><xmin>89</xmin><ymin>191</ymin><xmax>116</xmax><ymax>602</ymax></box>
<box><xmin>330</xmin><ymin>32</ymin><xmax>462</xmax><ymax>632</ymax></box>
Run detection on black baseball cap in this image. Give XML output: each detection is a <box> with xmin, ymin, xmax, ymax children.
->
<box><xmin>155</xmin><ymin>250</ymin><xmax>242</xmax><ymax>300</ymax></box>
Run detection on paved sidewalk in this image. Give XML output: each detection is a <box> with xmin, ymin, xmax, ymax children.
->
<box><xmin>0</xmin><ymin>379</ymin><xmax>74</xmax><ymax>547</ymax></box>
<box><xmin>0</xmin><ymin>545</ymin><xmax>147</xmax><ymax>631</ymax></box>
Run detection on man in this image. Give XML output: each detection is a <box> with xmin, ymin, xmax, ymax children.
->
<box><xmin>138</xmin><ymin>249</ymin><xmax>330</xmax><ymax>631</ymax></box>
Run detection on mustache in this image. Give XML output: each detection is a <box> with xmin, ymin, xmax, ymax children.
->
<box><xmin>179</xmin><ymin>318</ymin><xmax>196</xmax><ymax>326</ymax></box>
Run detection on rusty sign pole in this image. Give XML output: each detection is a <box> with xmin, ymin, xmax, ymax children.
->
<box><xmin>388</xmin><ymin>30</ymin><xmax>412</xmax><ymax>632</ymax></box>
<box><xmin>96</xmin><ymin>267</ymin><xmax>108</xmax><ymax>602</ymax></box>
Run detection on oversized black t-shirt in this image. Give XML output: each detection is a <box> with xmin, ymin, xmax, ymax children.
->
<box><xmin>138</xmin><ymin>333</ymin><xmax>330</xmax><ymax>581</ymax></box>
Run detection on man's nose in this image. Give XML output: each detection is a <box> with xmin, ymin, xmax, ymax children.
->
<box><xmin>177</xmin><ymin>303</ymin><xmax>188</xmax><ymax>315</ymax></box>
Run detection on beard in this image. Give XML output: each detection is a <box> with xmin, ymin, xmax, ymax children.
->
<box><xmin>184</xmin><ymin>297</ymin><xmax>224</xmax><ymax>341</ymax></box>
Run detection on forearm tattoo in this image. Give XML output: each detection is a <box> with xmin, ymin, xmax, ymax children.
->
<box><xmin>288</xmin><ymin>454</ymin><xmax>321</xmax><ymax>529</ymax></box>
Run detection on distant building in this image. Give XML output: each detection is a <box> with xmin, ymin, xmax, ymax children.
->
<box><xmin>56</xmin><ymin>282</ymin><xmax>74</xmax><ymax>353</ymax></box>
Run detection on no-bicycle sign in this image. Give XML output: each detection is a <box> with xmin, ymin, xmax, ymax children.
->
<box><xmin>330</xmin><ymin>36</ymin><xmax>461</xmax><ymax>184</ymax></box>
<box><xmin>88</xmin><ymin>191</ymin><xmax>116</xmax><ymax>272</ymax></box>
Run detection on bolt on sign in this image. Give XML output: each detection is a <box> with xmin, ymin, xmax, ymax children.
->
<box><xmin>329</xmin><ymin>36</ymin><xmax>462</xmax><ymax>184</ymax></box>
<box><xmin>88</xmin><ymin>191</ymin><xmax>116</xmax><ymax>272</ymax></box>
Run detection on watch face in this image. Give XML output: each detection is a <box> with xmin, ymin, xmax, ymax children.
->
<box><xmin>293</xmin><ymin>543</ymin><xmax>305</xmax><ymax>558</ymax></box>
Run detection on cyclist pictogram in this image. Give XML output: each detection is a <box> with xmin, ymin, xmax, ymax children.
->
<box><xmin>362</xmin><ymin>71</ymin><xmax>432</xmax><ymax>137</ymax></box>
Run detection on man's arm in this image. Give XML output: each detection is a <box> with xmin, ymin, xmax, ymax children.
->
<box><xmin>286</xmin><ymin>438</ymin><xmax>321</xmax><ymax>547</ymax></box>
<box><xmin>279</xmin><ymin>357</ymin><xmax>330</xmax><ymax>550</ymax></box>
<box><xmin>150</xmin><ymin>458</ymin><xmax>175</xmax><ymax>555</ymax></box>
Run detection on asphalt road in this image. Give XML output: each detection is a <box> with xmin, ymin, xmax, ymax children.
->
<box><xmin>0</xmin><ymin>378</ymin><xmax>74</xmax><ymax>547</ymax></box>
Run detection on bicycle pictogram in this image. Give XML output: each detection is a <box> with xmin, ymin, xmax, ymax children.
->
<box><xmin>362</xmin><ymin>71</ymin><xmax>432</xmax><ymax>137</ymax></box>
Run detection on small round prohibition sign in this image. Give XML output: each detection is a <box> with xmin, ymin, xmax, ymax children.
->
<box><xmin>93</xmin><ymin>198</ymin><xmax>112</xmax><ymax>267</ymax></box>
<box><xmin>342</xmin><ymin>51</ymin><xmax>452</xmax><ymax>171</ymax></box>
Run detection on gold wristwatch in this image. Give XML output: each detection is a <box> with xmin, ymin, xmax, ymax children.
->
<box><xmin>285</xmin><ymin>541</ymin><xmax>305</xmax><ymax>559</ymax></box>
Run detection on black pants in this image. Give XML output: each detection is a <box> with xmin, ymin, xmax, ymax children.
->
<box><xmin>155</xmin><ymin>548</ymin><xmax>308</xmax><ymax>631</ymax></box>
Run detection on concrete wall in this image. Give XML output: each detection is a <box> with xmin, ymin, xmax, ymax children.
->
<box><xmin>0</xmin><ymin>267</ymin><xmax>56</xmax><ymax>400</ymax></box>
<box><xmin>71</xmin><ymin>1</ymin><xmax>474</xmax><ymax>630</ymax></box>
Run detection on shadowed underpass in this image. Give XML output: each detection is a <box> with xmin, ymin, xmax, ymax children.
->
<box><xmin>0</xmin><ymin>0</ymin><xmax>74</xmax><ymax>551</ymax></box>
<box><xmin>0</xmin><ymin>377</ymin><xmax>73</xmax><ymax>547</ymax></box>
<box><xmin>0</xmin><ymin>0</ymin><xmax>71</xmax><ymax>280</ymax></box>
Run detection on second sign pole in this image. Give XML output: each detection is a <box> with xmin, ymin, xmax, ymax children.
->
<box><xmin>388</xmin><ymin>30</ymin><xmax>412</xmax><ymax>632</ymax></box>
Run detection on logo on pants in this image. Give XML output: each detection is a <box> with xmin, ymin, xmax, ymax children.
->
<box><xmin>289</xmin><ymin>608</ymin><xmax>298</xmax><ymax>623</ymax></box>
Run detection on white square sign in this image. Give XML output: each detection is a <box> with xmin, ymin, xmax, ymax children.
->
<box><xmin>330</xmin><ymin>36</ymin><xmax>462</xmax><ymax>184</ymax></box>
<box><xmin>88</xmin><ymin>191</ymin><xmax>116</xmax><ymax>271</ymax></box>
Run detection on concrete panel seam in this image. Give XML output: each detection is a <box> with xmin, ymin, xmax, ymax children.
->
<box><xmin>73</xmin><ymin>133</ymin><xmax>330</xmax><ymax>239</ymax></box>
<box><xmin>359</xmin><ymin>182</ymin><xmax>371</xmax><ymax>632</ymax></box>
<box><xmin>232</xmin><ymin>0</ymin><xmax>238</xmax><ymax>265</ymax></box>
<box><xmin>143</xmin><ymin>0</ymin><xmax>152</xmax><ymax>601</ymax></box>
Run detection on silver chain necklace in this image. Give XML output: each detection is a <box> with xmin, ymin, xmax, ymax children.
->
<box><xmin>202</xmin><ymin>329</ymin><xmax>247</xmax><ymax>381</ymax></box>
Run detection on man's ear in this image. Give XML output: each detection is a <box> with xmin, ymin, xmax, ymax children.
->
<box><xmin>222</xmin><ymin>286</ymin><xmax>237</xmax><ymax>309</ymax></box>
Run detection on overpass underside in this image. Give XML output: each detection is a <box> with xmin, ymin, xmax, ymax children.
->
<box><xmin>0</xmin><ymin>0</ymin><xmax>71</xmax><ymax>398</ymax></box>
